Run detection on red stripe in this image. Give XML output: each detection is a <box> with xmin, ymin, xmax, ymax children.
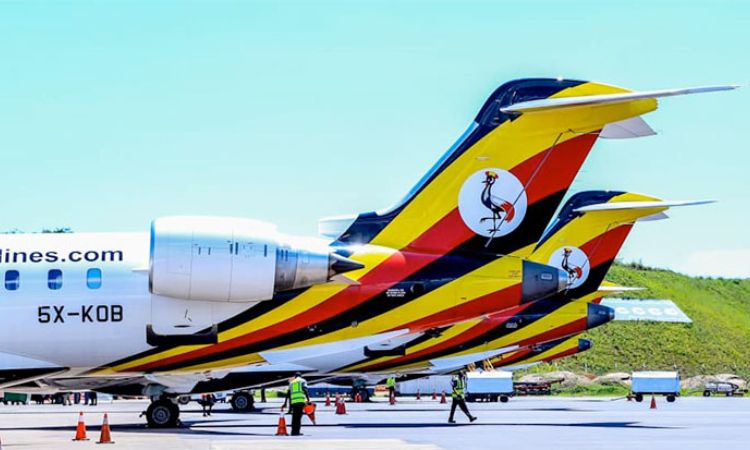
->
<box><xmin>493</xmin><ymin>348</ymin><xmax>534</xmax><ymax>367</ymax></box>
<box><xmin>396</xmin><ymin>284</ymin><xmax>524</xmax><ymax>332</ymax></box>
<box><xmin>511</xmin><ymin>133</ymin><xmax>599</xmax><ymax>203</ymax></box>
<box><xmin>580</xmin><ymin>224</ymin><xmax>633</xmax><ymax>268</ymax></box>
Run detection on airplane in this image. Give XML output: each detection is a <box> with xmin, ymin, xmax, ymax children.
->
<box><xmin>0</xmin><ymin>78</ymin><xmax>735</xmax><ymax>427</ymax></box>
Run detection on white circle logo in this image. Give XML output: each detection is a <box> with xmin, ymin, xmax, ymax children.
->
<box><xmin>458</xmin><ymin>168</ymin><xmax>527</xmax><ymax>238</ymax></box>
<box><xmin>548</xmin><ymin>246</ymin><xmax>590</xmax><ymax>289</ymax></box>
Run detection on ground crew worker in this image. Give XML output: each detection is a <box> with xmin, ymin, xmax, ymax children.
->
<box><xmin>448</xmin><ymin>371</ymin><xmax>477</xmax><ymax>424</ymax></box>
<box><xmin>281</xmin><ymin>372</ymin><xmax>311</xmax><ymax>436</ymax></box>
<box><xmin>201</xmin><ymin>393</ymin><xmax>216</xmax><ymax>417</ymax></box>
<box><xmin>386</xmin><ymin>375</ymin><xmax>397</xmax><ymax>402</ymax></box>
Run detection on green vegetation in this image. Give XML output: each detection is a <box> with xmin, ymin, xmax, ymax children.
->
<box><xmin>530</xmin><ymin>263</ymin><xmax>750</xmax><ymax>380</ymax></box>
<box><xmin>553</xmin><ymin>383</ymin><xmax>630</xmax><ymax>397</ymax></box>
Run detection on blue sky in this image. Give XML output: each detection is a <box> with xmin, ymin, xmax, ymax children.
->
<box><xmin>1</xmin><ymin>1</ymin><xmax>748</xmax><ymax>276</ymax></box>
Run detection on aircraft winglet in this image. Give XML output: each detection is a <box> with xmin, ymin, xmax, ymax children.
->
<box><xmin>501</xmin><ymin>85</ymin><xmax>739</xmax><ymax>113</ymax></box>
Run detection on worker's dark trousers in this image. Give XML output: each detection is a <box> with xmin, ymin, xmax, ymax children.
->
<box><xmin>388</xmin><ymin>387</ymin><xmax>395</xmax><ymax>401</ymax></box>
<box><xmin>449</xmin><ymin>396</ymin><xmax>471</xmax><ymax>421</ymax></box>
<box><xmin>291</xmin><ymin>402</ymin><xmax>305</xmax><ymax>435</ymax></box>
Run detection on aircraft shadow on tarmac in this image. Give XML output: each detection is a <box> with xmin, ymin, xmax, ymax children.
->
<box><xmin>0</xmin><ymin>419</ymin><xmax>680</xmax><ymax>437</ymax></box>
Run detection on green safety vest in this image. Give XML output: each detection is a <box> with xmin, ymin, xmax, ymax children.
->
<box><xmin>290</xmin><ymin>378</ymin><xmax>306</xmax><ymax>404</ymax></box>
<box><xmin>452</xmin><ymin>377</ymin><xmax>465</xmax><ymax>398</ymax></box>
<box><xmin>386</xmin><ymin>377</ymin><xmax>396</xmax><ymax>388</ymax></box>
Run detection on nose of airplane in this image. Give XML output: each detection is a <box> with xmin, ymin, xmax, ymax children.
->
<box><xmin>586</xmin><ymin>303</ymin><xmax>615</xmax><ymax>329</ymax></box>
<box><xmin>520</xmin><ymin>260</ymin><xmax>569</xmax><ymax>303</ymax></box>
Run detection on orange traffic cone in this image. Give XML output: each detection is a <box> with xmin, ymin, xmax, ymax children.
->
<box><xmin>416</xmin><ymin>389</ymin><xmax>421</xmax><ymax>400</ymax></box>
<box><xmin>72</xmin><ymin>411</ymin><xmax>89</xmax><ymax>441</ymax></box>
<box><xmin>335</xmin><ymin>397</ymin><xmax>347</xmax><ymax>415</ymax></box>
<box><xmin>304</xmin><ymin>403</ymin><xmax>317</xmax><ymax>425</ymax></box>
<box><xmin>276</xmin><ymin>412</ymin><xmax>289</xmax><ymax>436</ymax></box>
<box><xmin>650</xmin><ymin>396</ymin><xmax>657</xmax><ymax>409</ymax></box>
<box><xmin>355</xmin><ymin>392</ymin><xmax>362</xmax><ymax>403</ymax></box>
<box><xmin>96</xmin><ymin>413</ymin><xmax>114</xmax><ymax>444</ymax></box>
<box><xmin>432</xmin><ymin>391</ymin><xmax>437</xmax><ymax>400</ymax></box>
<box><xmin>440</xmin><ymin>391</ymin><xmax>447</xmax><ymax>404</ymax></box>
<box><xmin>325</xmin><ymin>392</ymin><xmax>331</xmax><ymax>407</ymax></box>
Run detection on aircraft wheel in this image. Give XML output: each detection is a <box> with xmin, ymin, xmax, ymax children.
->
<box><xmin>231</xmin><ymin>391</ymin><xmax>254</xmax><ymax>412</ymax></box>
<box><xmin>177</xmin><ymin>395</ymin><xmax>191</xmax><ymax>405</ymax></box>
<box><xmin>146</xmin><ymin>399</ymin><xmax>180</xmax><ymax>428</ymax></box>
<box><xmin>634</xmin><ymin>393</ymin><xmax>643</xmax><ymax>402</ymax></box>
<box><xmin>500</xmin><ymin>396</ymin><xmax>509</xmax><ymax>403</ymax></box>
<box><xmin>703</xmin><ymin>391</ymin><xmax>711</xmax><ymax>397</ymax></box>
<box><xmin>666</xmin><ymin>395</ymin><xmax>676</xmax><ymax>403</ymax></box>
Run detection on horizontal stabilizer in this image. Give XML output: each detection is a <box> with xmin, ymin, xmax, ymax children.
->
<box><xmin>638</xmin><ymin>211</ymin><xmax>670</xmax><ymax>222</ymax></box>
<box><xmin>501</xmin><ymin>85</ymin><xmax>739</xmax><ymax>114</ymax></box>
<box><xmin>319</xmin><ymin>214</ymin><xmax>357</xmax><ymax>240</ymax></box>
<box><xmin>600</xmin><ymin>116</ymin><xmax>656</xmax><ymax>139</ymax></box>
<box><xmin>574</xmin><ymin>199</ymin><xmax>714</xmax><ymax>213</ymax></box>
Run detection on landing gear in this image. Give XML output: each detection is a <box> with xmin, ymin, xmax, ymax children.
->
<box><xmin>230</xmin><ymin>391</ymin><xmax>254</xmax><ymax>412</ymax></box>
<box><xmin>145</xmin><ymin>398</ymin><xmax>180</xmax><ymax>428</ymax></box>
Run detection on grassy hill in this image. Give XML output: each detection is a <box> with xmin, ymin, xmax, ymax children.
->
<box><xmin>530</xmin><ymin>263</ymin><xmax>750</xmax><ymax>380</ymax></box>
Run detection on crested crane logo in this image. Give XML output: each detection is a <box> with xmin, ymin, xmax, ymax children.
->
<box><xmin>548</xmin><ymin>246</ymin><xmax>590</xmax><ymax>289</ymax></box>
<box><xmin>458</xmin><ymin>168</ymin><xmax>527</xmax><ymax>238</ymax></box>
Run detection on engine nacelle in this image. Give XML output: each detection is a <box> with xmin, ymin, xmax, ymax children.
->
<box><xmin>150</xmin><ymin>216</ymin><xmax>362</xmax><ymax>303</ymax></box>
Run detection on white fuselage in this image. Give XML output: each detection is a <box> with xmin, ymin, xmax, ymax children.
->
<box><xmin>0</xmin><ymin>232</ymin><xmax>252</xmax><ymax>374</ymax></box>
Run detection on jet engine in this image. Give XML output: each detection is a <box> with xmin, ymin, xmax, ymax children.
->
<box><xmin>149</xmin><ymin>216</ymin><xmax>363</xmax><ymax>302</ymax></box>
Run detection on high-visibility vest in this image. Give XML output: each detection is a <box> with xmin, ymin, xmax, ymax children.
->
<box><xmin>452</xmin><ymin>377</ymin><xmax>465</xmax><ymax>398</ymax></box>
<box><xmin>386</xmin><ymin>377</ymin><xmax>396</xmax><ymax>388</ymax></box>
<box><xmin>290</xmin><ymin>378</ymin><xmax>306</xmax><ymax>404</ymax></box>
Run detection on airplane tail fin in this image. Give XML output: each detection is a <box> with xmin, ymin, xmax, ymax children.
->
<box><xmin>529</xmin><ymin>190</ymin><xmax>710</xmax><ymax>298</ymax></box>
<box><xmin>320</xmin><ymin>78</ymin><xmax>691</xmax><ymax>255</ymax></box>
<box><xmin>321</xmin><ymin>80</ymin><xmax>733</xmax><ymax>257</ymax></box>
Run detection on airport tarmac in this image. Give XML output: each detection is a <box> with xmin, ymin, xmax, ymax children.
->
<box><xmin>0</xmin><ymin>397</ymin><xmax>748</xmax><ymax>449</ymax></box>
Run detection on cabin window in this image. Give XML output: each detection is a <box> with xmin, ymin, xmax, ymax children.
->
<box><xmin>48</xmin><ymin>269</ymin><xmax>63</xmax><ymax>290</ymax></box>
<box><xmin>87</xmin><ymin>268</ymin><xmax>102</xmax><ymax>289</ymax></box>
<box><xmin>4</xmin><ymin>270</ymin><xmax>19</xmax><ymax>291</ymax></box>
